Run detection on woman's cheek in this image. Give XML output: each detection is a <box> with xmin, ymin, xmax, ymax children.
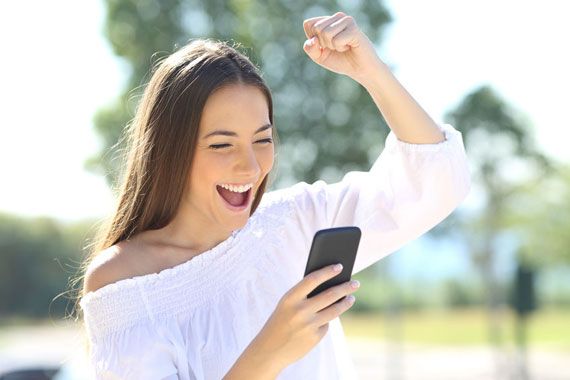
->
<box><xmin>261</xmin><ymin>147</ymin><xmax>275</xmax><ymax>172</ymax></box>
<box><xmin>205</xmin><ymin>156</ymin><xmax>230</xmax><ymax>175</ymax></box>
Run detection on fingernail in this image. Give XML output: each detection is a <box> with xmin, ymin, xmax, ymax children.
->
<box><xmin>333</xmin><ymin>263</ymin><xmax>343</xmax><ymax>272</ymax></box>
<box><xmin>347</xmin><ymin>295</ymin><xmax>356</xmax><ymax>303</ymax></box>
<box><xmin>350</xmin><ymin>280</ymin><xmax>360</xmax><ymax>289</ymax></box>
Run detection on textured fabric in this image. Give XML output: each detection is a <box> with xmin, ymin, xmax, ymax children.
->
<box><xmin>80</xmin><ymin>123</ymin><xmax>471</xmax><ymax>379</ymax></box>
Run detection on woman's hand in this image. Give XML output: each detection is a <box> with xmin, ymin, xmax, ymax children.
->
<box><xmin>250</xmin><ymin>263</ymin><xmax>360</xmax><ymax>371</ymax></box>
<box><xmin>302</xmin><ymin>11</ymin><xmax>382</xmax><ymax>83</ymax></box>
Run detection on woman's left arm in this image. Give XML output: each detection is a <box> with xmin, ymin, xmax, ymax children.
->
<box><xmin>303</xmin><ymin>11</ymin><xmax>445</xmax><ymax>144</ymax></box>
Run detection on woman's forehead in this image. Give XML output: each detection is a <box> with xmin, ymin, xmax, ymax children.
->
<box><xmin>200</xmin><ymin>84</ymin><xmax>270</xmax><ymax>134</ymax></box>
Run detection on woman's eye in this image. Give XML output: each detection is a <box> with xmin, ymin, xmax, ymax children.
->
<box><xmin>209</xmin><ymin>143</ymin><xmax>231</xmax><ymax>150</ymax></box>
<box><xmin>209</xmin><ymin>139</ymin><xmax>272</xmax><ymax>150</ymax></box>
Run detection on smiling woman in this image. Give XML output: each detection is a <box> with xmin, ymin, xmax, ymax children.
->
<box><xmin>75</xmin><ymin>12</ymin><xmax>470</xmax><ymax>379</ymax></box>
<box><xmin>191</xmin><ymin>84</ymin><xmax>275</xmax><ymax>229</ymax></box>
<box><xmin>83</xmin><ymin>40</ymin><xmax>278</xmax><ymax>260</ymax></box>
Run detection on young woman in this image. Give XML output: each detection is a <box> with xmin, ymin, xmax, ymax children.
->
<box><xmin>79</xmin><ymin>11</ymin><xmax>470</xmax><ymax>379</ymax></box>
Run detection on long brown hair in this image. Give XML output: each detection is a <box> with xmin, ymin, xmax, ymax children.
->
<box><xmin>74</xmin><ymin>38</ymin><xmax>277</xmax><ymax>302</ymax></box>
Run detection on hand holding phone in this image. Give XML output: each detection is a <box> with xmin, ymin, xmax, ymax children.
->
<box><xmin>252</xmin><ymin>260</ymin><xmax>361</xmax><ymax>372</ymax></box>
<box><xmin>303</xmin><ymin>226</ymin><xmax>361</xmax><ymax>299</ymax></box>
<box><xmin>245</xmin><ymin>227</ymin><xmax>362</xmax><ymax>372</ymax></box>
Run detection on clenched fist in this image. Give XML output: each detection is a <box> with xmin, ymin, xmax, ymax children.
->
<box><xmin>302</xmin><ymin>11</ymin><xmax>383</xmax><ymax>83</ymax></box>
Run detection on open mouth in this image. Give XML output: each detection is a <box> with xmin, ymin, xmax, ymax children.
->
<box><xmin>216</xmin><ymin>185</ymin><xmax>252</xmax><ymax>211</ymax></box>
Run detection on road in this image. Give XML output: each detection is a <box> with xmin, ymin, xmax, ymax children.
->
<box><xmin>347</xmin><ymin>337</ymin><xmax>569</xmax><ymax>380</ymax></box>
<box><xmin>1</xmin><ymin>322</ymin><xmax>568</xmax><ymax>379</ymax></box>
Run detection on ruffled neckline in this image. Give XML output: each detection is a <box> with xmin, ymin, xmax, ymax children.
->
<box><xmin>79</xmin><ymin>196</ymin><xmax>290</xmax><ymax>337</ymax></box>
<box><xmin>80</xmin><ymin>220</ymin><xmax>248</xmax><ymax>305</ymax></box>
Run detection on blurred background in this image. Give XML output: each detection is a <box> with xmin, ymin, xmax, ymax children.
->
<box><xmin>1</xmin><ymin>0</ymin><xmax>569</xmax><ymax>379</ymax></box>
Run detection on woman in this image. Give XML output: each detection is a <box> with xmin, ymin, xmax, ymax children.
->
<box><xmin>79</xmin><ymin>11</ymin><xmax>470</xmax><ymax>379</ymax></box>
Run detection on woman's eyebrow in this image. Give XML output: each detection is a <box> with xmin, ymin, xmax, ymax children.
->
<box><xmin>203</xmin><ymin>124</ymin><xmax>273</xmax><ymax>139</ymax></box>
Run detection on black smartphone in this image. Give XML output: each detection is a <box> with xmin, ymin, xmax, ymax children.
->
<box><xmin>303</xmin><ymin>226</ymin><xmax>361</xmax><ymax>299</ymax></box>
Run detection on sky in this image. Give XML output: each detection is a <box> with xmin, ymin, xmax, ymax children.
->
<box><xmin>1</xmin><ymin>0</ymin><xmax>569</xmax><ymax>226</ymax></box>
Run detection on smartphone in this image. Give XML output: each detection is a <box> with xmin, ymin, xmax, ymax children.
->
<box><xmin>303</xmin><ymin>226</ymin><xmax>361</xmax><ymax>299</ymax></box>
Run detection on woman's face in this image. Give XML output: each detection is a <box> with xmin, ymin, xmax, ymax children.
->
<box><xmin>186</xmin><ymin>83</ymin><xmax>274</xmax><ymax>232</ymax></box>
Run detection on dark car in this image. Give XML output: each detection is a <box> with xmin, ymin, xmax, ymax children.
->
<box><xmin>0</xmin><ymin>367</ymin><xmax>60</xmax><ymax>380</ymax></box>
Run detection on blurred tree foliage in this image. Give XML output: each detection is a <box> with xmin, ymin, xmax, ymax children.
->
<box><xmin>438</xmin><ymin>84</ymin><xmax>553</xmax><ymax>358</ymax></box>
<box><xmin>504</xmin><ymin>165</ymin><xmax>570</xmax><ymax>265</ymax></box>
<box><xmin>0</xmin><ymin>213</ymin><xmax>97</xmax><ymax>320</ymax></box>
<box><xmin>441</xmin><ymin>278</ymin><xmax>483</xmax><ymax>308</ymax></box>
<box><xmin>442</xmin><ymin>85</ymin><xmax>553</xmax><ymax>273</ymax></box>
<box><xmin>86</xmin><ymin>0</ymin><xmax>393</xmax><ymax>192</ymax></box>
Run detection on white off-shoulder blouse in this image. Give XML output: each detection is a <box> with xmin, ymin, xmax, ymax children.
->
<box><xmin>79</xmin><ymin>124</ymin><xmax>471</xmax><ymax>379</ymax></box>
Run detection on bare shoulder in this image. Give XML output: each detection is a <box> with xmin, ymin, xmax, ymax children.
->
<box><xmin>83</xmin><ymin>241</ymin><xmax>140</xmax><ymax>294</ymax></box>
<box><xmin>83</xmin><ymin>234</ymin><xmax>202</xmax><ymax>295</ymax></box>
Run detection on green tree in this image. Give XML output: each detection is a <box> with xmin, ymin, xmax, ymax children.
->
<box><xmin>0</xmin><ymin>213</ymin><xmax>92</xmax><ymax>319</ymax></box>
<box><xmin>87</xmin><ymin>0</ymin><xmax>392</xmax><ymax>191</ymax></box>
<box><xmin>505</xmin><ymin>164</ymin><xmax>570</xmax><ymax>265</ymax></box>
<box><xmin>441</xmin><ymin>85</ymin><xmax>551</xmax><ymax>374</ymax></box>
<box><xmin>0</xmin><ymin>214</ymin><xmax>59</xmax><ymax>317</ymax></box>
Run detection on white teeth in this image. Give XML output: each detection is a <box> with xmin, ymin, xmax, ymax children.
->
<box><xmin>219</xmin><ymin>183</ymin><xmax>253</xmax><ymax>193</ymax></box>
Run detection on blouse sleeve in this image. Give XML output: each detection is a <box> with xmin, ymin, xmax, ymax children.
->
<box><xmin>80</xmin><ymin>289</ymin><xmax>180</xmax><ymax>380</ymax></box>
<box><xmin>86</xmin><ymin>322</ymin><xmax>179</xmax><ymax>379</ymax></box>
<box><xmin>283</xmin><ymin>123</ymin><xmax>471</xmax><ymax>274</ymax></box>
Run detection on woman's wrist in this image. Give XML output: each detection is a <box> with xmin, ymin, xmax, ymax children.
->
<box><xmin>223</xmin><ymin>338</ymin><xmax>285</xmax><ymax>379</ymax></box>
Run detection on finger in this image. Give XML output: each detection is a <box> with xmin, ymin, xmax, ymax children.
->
<box><xmin>303</xmin><ymin>16</ymin><xmax>330</xmax><ymax>50</ymax></box>
<box><xmin>311</xmin><ymin>12</ymin><xmax>346</xmax><ymax>49</ymax></box>
<box><xmin>306</xmin><ymin>280</ymin><xmax>359</xmax><ymax>313</ymax></box>
<box><xmin>294</xmin><ymin>264</ymin><xmax>343</xmax><ymax>300</ymax></box>
<box><xmin>303</xmin><ymin>16</ymin><xmax>327</xmax><ymax>40</ymax></box>
<box><xmin>317</xmin><ymin>323</ymin><xmax>329</xmax><ymax>337</ymax></box>
<box><xmin>303</xmin><ymin>12</ymin><xmax>345</xmax><ymax>48</ymax></box>
<box><xmin>303</xmin><ymin>36</ymin><xmax>330</xmax><ymax>64</ymax></box>
<box><xmin>319</xmin><ymin>16</ymin><xmax>351</xmax><ymax>51</ymax></box>
<box><xmin>330</xmin><ymin>23</ymin><xmax>360</xmax><ymax>52</ymax></box>
<box><xmin>314</xmin><ymin>294</ymin><xmax>356</xmax><ymax>327</ymax></box>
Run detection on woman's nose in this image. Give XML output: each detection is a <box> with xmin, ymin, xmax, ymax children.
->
<box><xmin>235</xmin><ymin>147</ymin><xmax>261</xmax><ymax>178</ymax></box>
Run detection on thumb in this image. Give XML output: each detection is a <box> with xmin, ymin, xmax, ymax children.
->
<box><xmin>303</xmin><ymin>36</ymin><xmax>323</xmax><ymax>62</ymax></box>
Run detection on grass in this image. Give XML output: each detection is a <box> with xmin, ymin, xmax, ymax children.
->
<box><xmin>2</xmin><ymin>308</ymin><xmax>568</xmax><ymax>352</ymax></box>
<box><xmin>340</xmin><ymin>307</ymin><xmax>570</xmax><ymax>351</ymax></box>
